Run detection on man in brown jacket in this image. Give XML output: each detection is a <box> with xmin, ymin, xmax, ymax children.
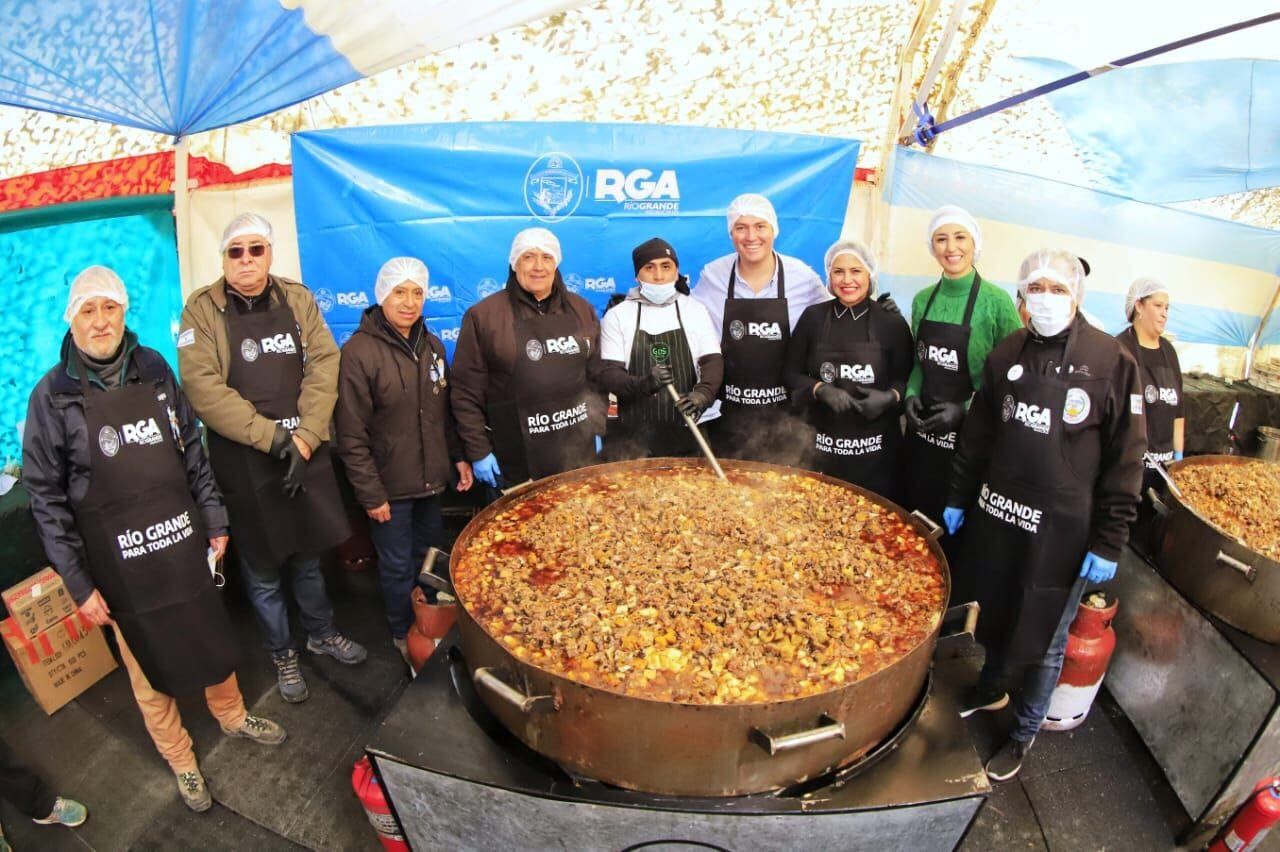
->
<box><xmin>451</xmin><ymin>228</ymin><xmax>605</xmax><ymax>490</ymax></box>
<box><xmin>178</xmin><ymin>212</ymin><xmax>366</xmax><ymax>705</ymax></box>
<box><xmin>335</xmin><ymin>257</ymin><xmax>473</xmax><ymax>663</ymax></box>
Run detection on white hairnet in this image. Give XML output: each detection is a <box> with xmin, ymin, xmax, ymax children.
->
<box><xmin>1016</xmin><ymin>249</ymin><xmax>1086</xmax><ymax>303</ymax></box>
<box><xmin>221</xmin><ymin>212</ymin><xmax>273</xmax><ymax>252</ymax></box>
<box><xmin>726</xmin><ymin>193</ymin><xmax>780</xmax><ymax>237</ymax></box>
<box><xmin>375</xmin><ymin>257</ymin><xmax>429</xmax><ymax>306</ymax></box>
<box><xmin>1125</xmin><ymin>276</ymin><xmax>1170</xmax><ymax>322</ymax></box>
<box><xmin>824</xmin><ymin>238</ymin><xmax>878</xmax><ymax>293</ymax></box>
<box><xmin>65</xmin><ymin>265</ymin><xmax>128</xmax><ymax>322</ymax></box>
<box><xmin>508</xmin><ymin>227</ymin><xmax>562</xmax><ymax>269</ymax></box>
<box><xmin>927</xmin><ymin>205</ymin><xmax>982</xmax><ymax>259</ymax></box>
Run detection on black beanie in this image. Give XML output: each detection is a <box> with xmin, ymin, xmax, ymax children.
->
<box><xmin>632</xmin><ymin>237</ymin><xmax>679</xmax><ymax>275</ymax></box>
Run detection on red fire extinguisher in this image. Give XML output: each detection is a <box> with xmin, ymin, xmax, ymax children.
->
<box><xmin>1210</xmin><ymin>778</ymin><xmax>1280</xmax><ymax>851</ymax></box>
<box><xmin>1042</xmin><ymin>590</ymin><xmax>1118</xmax><ymax>731</ymax></box>
<box><xmin>352</xmin><ymin>755</ymin><xmax>409</xmax><ymax>851</ymax></box>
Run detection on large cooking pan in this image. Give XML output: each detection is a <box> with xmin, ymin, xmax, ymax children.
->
<box><xmin>420</xmin><ymin>458</ymin><xmax>953</xmax><ymax>797</ymax></box>
<box><xmin>1150</xmin><ymin>455</ymin><xmax>1280</xmax><ymax>643</ymax></box>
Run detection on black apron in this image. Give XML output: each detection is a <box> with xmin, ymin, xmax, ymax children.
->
<box><xmin>1122</xmin><ymin>328</ymin><xmax>1179</xmax><ymax>493</ymax></box>
<box><xmin>69</xmin><ymin>352</ymin><xmax>238</xmax><ymax>694</ymax></box>
<box><xmin>717</xmin><ymin>256</ymin><xmax>790</xmax><ymax>458</ymax></box>
<box><xmin>611</xmin><ymin>300</ymin><xmax>697</xmax><ymax>459</ymax></box>
<box><xmin>488</xmin><ymin>295</ymin><xmax>596</xmax><ymax>482</ymax></box>
<box><xmin>806</xmin><ymin>303</ymin><xmax>902</xmax><ymax>500</ymax></box>
<box><xmin>959</xmin><ymin>324</ymin><xmax>1103</xmax><ymax>673</ymax></box>
<box><xmin>206</xmin><ymin>284</ymin><xmax>350</xmax><ymax>567</ymax></box>
<box><xmin>903</xmin><ymin>275</ymin><xmax>981</xmax><ymax>525</ymax></box>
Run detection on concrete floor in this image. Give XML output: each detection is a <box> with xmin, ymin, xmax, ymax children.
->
<box><xmin>0</xmin><ymin>545</ymin><xmax>1266</xmax><ymax>851</ymax></box>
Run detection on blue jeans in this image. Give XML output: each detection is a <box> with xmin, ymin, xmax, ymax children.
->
<box><xmin>980</xmin><ymin>578</ymin><xmax>1088</xmax><ymax>743</ymax></box>
<box><xmin>239</xmin><ymin>552</ymin><xmax>338</xmax><ymax>653</ymax></box>
<box><xmin>368</xmin><ymin>496</ymin><xmax>444</xmax><ymax>639</ymax></box>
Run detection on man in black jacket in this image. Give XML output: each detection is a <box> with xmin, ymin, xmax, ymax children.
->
<box><xmin>23</xmin><ymin>267</ymin><xmax>285</xmax><ymax>813</ymax></box>
<box><xmin>941</xmin><ymin>250</ymin><xmax>1145</xmax><ymax>782</ymax></box>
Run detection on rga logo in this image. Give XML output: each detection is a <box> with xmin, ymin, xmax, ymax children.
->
<box><xmin>729</xmin><ymin>320</ymin><xmax>746</xmax><ymax>340</ymax></box>
<box><xmin>1007</xmin><ymin>397</ymin><xmax>1051</xmax><ymax>434</ymax></box>
<box><xmin>241</xmin><ymin>339</ymin><xmax>260</xmax><ymax>362</ymax></box>
<box><xmin>819</xmin><ymin>362</ymin><xmax>837</xmax><ymax>383</ymax></box>
<box><xmin>261</xmin><ymin>333</ymin><xmax>297</xmax><ymax>355</ymax></box>
<box><xmin>526</xmin><ymin>339</ymin><xmax>544</xmax><ymax>361</ymax></box>
<box><xmin>593</xmin><ymin>168</ymin><xmax>680</xmax><ymax>215</ymax></box>
<box><xmin>476</xmin><ymin>278</ymin><xmax>503</xmax><ymax>299</ymax></box>
<box><xmin>1159</xmin><ymin>387</ymin><xmax>1178</xmax><ymax>405</ymax></box>
<box><xmin>121</xmin><ymin>418</ymin><xmax>163</xmax><ymax>447</ymax></box>
<box><xmin>525</xmin><ymin>152</ymin><xmax>584</xmax><ymax>223</ymax></box>
<box><xmin>426</xmin><ymin>285</ymin><xmax>452</xmax><ymax>303</ymax></box>
<box><xmin>748</xmin><ymin>321</ymin><xmax>782</xmax><ymax>341</ymax></box>
<box><xmin>98</xmin><ymin>425</ymin><xmax>121</xmax><ymax>457</ymax></box>
<box><xmin>336</xmin><ymin>291</ymin><xmax>369</xmax><ymax>308</ymax></box>
<box><xmin>840</xmin><ymin>363</ymin><xmax>875</xmax><ymax>384</ymax></box>
<box><xmin>563</xmin><ymin>273</ymin><xmax>583</xmax><ymax>294</ymax></box>
<box><xmin>438</xmin><ymin>326</ymin><xmax>460</xmax><ymax>343</ymax></box>
<box><xmin>584</xmin><ymin>276</ymin><xmax>616</xmax><ymax>293</ymax></box>
<box><xmin>314</xmin><ymin>288</ymin><xmax>335</xmax><ymax>313</ymax></box>
<box><xmin>545</xmin><ymin>335</ymin><xmax>581</xmax><ymax>355</ymax></box>
<box><xmin>923</xmin><ymin>344</ymin><xmax>960</xmax><ymax>371</ymax></box>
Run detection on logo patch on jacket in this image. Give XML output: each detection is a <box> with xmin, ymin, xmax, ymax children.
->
<box><xmin>1003</xmin><ymin>394</ymin><xmax>1051</xmax><ymax>434</ymax></box>
<box><xmin>98</xmin><ymin>426</ymin><xmax>121</xmax><ymax>457</ymax></box>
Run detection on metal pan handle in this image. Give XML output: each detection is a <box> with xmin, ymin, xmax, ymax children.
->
<box><xmin>418</xmin><ymin>547</ymin><xmax>455</xmax><ymax>597</ymax></box>
<box><xmin>473</xmin><ymin>667</ymin><xmax>557</xmax><ymax>714</ymax></box>
<box><xmin>500</xmin><ymin>479</ymin><xmax>537</xmax><ymax>497</ymax></box>
<box><xmin>1217</xmin><ymin>550</ymin><xmax>1258</xmax><ymax>584</ymax></box>
<box><xmin>911</xmin><ymin>510</ymin><xmax>944</xmax><ymax>541</ymax></box>
<box><xmin>751</xmin><ymin>714</ymin><xmax>846</xmax><ymax>755</ymax></box>
<box><xmin>1145</xmin><ymin>487</ymin><xmax>1168</xmax><ymax>518</ymax></box>
<box><xmin>940</xmin><ymin>602</ymin><xmax>980</xmax><ymax>640</ymax></box>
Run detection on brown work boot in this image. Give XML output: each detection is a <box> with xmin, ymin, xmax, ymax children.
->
<box><xmin>221</xmin><ymin>714</ymin><xmax>287</xmax><ymax>746</ymax></box>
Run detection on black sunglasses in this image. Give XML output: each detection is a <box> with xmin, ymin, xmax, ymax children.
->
<box><xmin>225</xmin><ymin>244</ymin><xmax>268</xmax><ymax>260</ymax></box>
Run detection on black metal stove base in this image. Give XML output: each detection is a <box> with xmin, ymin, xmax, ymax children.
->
<box><xmin>368</xmin><ymin>634</ymin><xmax>989</xmax><ymax>851</ymax></box>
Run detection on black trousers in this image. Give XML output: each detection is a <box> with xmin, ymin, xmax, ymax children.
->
<box><xmin>0</xmin><ymin>736</ymin><xmax>56</xmax><ymax>820</ymax></box>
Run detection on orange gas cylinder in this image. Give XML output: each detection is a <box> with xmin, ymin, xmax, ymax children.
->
<box><xmin>351</xmin><ymin>755</ymin><xmax>409</xmax><ymax>851</ymax></box>
<box><xmin>411</xmin><ymin>586</ymin><xmax>459</xmax><ymax>639</ymax></box>
<box><xmin>1042</xmin><ymin>590</ymin><xmax>1118</xmax><ymax>732</ymax></box>
<box><xmin>405</xmin><ymin>624</ymin><xmax>437</xmax><ymax>674</ymax></box>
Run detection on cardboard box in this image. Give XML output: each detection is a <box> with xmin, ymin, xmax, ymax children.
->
<box><xmin>1</xmin><ymin>612</ymin><xmax>117</xmax><ymax>714</ymax></box>
<box><xmin>2</xmin><ymin>567</ymin><xmax>76</xmax><ymax>640</ymax></box>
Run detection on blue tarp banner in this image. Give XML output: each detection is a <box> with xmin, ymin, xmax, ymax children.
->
<box><xmin>292</xmin><ymin>122</ymin><xmax>860</xmax><ymax>357</ymax></box>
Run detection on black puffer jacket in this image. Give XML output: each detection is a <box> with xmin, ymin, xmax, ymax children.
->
<box><xmin>335</xmin><ymin>307</ymin><xmax>462</xmax><ymax>509</ymax></box>
<box><xmin>22</xmin><ymin>332</ymin><xmax>229</xmax><ymax>605</ymax></box>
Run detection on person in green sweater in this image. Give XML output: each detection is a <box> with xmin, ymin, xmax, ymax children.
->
<box><xmin>902</xmin><ymin>206</ymin><xmax>1022</xmax><ymax>542</ymax></box>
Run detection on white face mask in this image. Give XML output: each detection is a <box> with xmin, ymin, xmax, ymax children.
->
<box><xmin>1026</xmin><ymin>292</ymin><xmax>1075</xmax><ymax>337</ymax></box>
<box><xmin>639</xmin><ymin>281</ymin><xmax>678</xmax><ymax>304</ymax></box>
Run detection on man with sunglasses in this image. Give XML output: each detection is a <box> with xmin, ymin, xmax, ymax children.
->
<box><xmin>178</xmin><ymin>213</ymin><xmax>367</xmax><ymax>705</ymax></box>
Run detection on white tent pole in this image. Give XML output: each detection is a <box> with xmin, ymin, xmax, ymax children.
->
<box><xmin>174</xmin><ymin>136</ymin><xmax>194</xmax><ymax>301</ymax></box>
<box><xmin>1243</xmin><ymin>276</ymin><xmax>1280</xmax><ymax>380</ymax></box>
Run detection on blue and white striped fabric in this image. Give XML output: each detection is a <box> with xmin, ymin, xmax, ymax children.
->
<box><xmin>0</xmin><ymin>0</ymin><xmax>583</xmax><ymax>136</ymax></box>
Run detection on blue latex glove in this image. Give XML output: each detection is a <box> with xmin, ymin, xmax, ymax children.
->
<box><xmin>473</xmin><ymin>453</ymin><xmax>502</xmax><ymax>488</ymax></box>
<box><xmin>595</xmin><ymin>435</ymin><xmax>603</xmax><ymax>455</ymax></box>
<box><xmin>1174</xmin><ymin>450</ymin><xmax>1184</xmax><ymax>461</ymax></box>
<box><xmin>1080</xmin><ymin>552</ymin><xmax>1117</xmax><ymax>583</ymax></box>
<box><xmin>942</xmin><ymin>506</ymin><xmax>965</xmax><ymax>536</ymax></box>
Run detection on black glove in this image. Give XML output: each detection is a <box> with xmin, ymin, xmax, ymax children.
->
<box><xmin>675</xmin><ymin>389</ymin><xmax>711</xmax><ymax>419</ymax></box>
<box><xmin>877</xmin><ymin>293</ymin><xmax>901</xmax><ymax>316</ymax></box>
<box><xmin>269</xmin><ymin>423</ymin><xmax>292</xmax><ymax>457</ymax></box>
<box><xmin>904</xmin><ymin>395</ymin><xmax>927</xmax><ymax>431</ymax></box>
<box><xmin>815</xmin><ymin>383</ymin><xmax>856</xmax><ymax>414</ymax></box>
<box><xmin>850</xmin><ymin>386</ymin><xmax>898</xmax><ymax>421</ymax></box>
<box><xmin>919</xmin><ymin>400</ymin><xmax>966</xmax><ymax>434</ymax></box>
<box><xmin>280</xmin><ymin>437</ymin><xmax>309</xmax><ymax>498</ymax></box>
<box><xmin>646</xmin><ymin>362</ymin><xmax>674</xmax><ymax>393</ymax></box>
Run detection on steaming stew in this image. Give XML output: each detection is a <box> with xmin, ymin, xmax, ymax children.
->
<box><xmin>453</xmin><ymin>467</ymin><xmax>946</xmax><ymax>705</ymax></box>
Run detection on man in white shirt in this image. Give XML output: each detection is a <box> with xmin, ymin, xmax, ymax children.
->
<box><xmin>600</xmin><ymin>238</ymin><xmax>724</xmax><ymax>459</ymax></box>
<box><xmin>691</xmin><ymin>193</ymin><xmax>829</xmax><ymax>459</ymax></box>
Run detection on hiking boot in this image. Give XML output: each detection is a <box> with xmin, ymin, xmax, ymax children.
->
<box><xmin>176</xmin><ymin>769</ymin><xmax>212</xmax><ymax>812</ymax></box>
<box><xmin>958</xmin><ymin>682</ymin><xmax>1010</xmax><ymax>718</ymax></box>
<box><xmin>272</xmin><ymin>649</ymin><xmax>309</xmax><ymax>703</ymax></box>
<box><xmin>986</xmin><ymin>737</ymin><xmax>1035</xmax><ymax>782</ymax></box>
<box><xmin>221</xmin><ymin>714</ymin><xmax>287</xmax><ymax>746</ymax></box>
<box><xmin>32</xmin><ymin>796</ymin><xmax>88</xmax><ymax>827</ymax></box>
<box><xmin>306</xmin><ymin>633</ymin><xmax>368</xmax><ymax>665</ymax></box>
